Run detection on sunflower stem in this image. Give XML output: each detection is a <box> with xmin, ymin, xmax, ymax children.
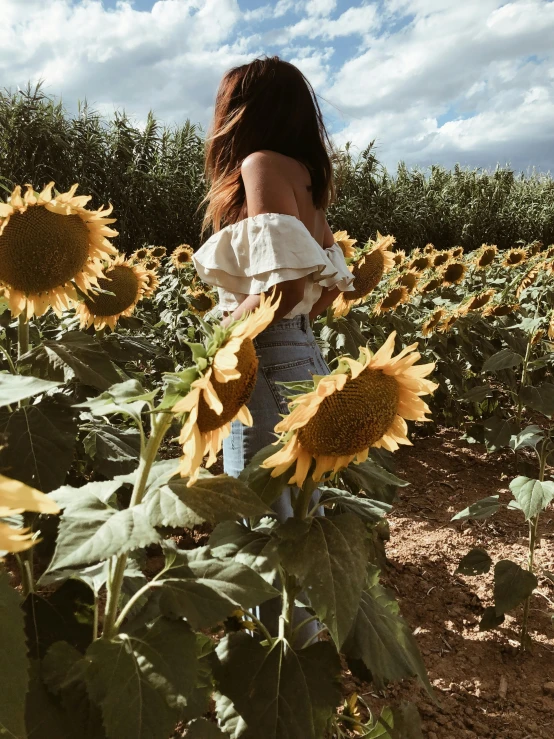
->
<box><xmin>521</xmin><ymin>437</ymin><xmax>546</xmax><ymax>651</ymax></box>
<box><xmin>0</xmin><ymin>343</ymin><xmax>16</xmax><ymax>374</ymax></box>
<box><xmin>294</xmin><ymin>478</ymin><xmax>318</xmax><ymax>520</ymax></box>
<box><xmin>102</xmin><ymin>410</ymin><xmax>172</xmax><ymax>639</ymax></box>
<box><xmin>15</xmin><ymin>551</ymin><xmax>35</xmax><ymax>597</ymax></box>
<box><xmin>17</xmin><ymin>311</ymin><xmax>29</xmax><ymax>358</ymax></box>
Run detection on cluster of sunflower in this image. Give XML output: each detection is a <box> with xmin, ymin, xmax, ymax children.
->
<box><xmin>0</xmin><ymin>182</ymin><xmax>158</xmax><ymax>331</ymax></box>
<box><xmin>335</xmin><ymin>232</ymin><xmax>554</xmax><ymax>338</ymax></box>
<box><xmin>169</xmin><ymin>284</ymin><xmax>437</xmax><ymax>489</ymax></box>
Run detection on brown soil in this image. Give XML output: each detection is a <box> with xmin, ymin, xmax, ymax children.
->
<box><xmin>349</xmin><ymin>428</ymin><xmax>554</xmax><ymax>739</ymax></box>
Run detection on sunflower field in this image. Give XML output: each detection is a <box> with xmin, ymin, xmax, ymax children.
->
<box><xmin>0</xmin><ymin>176</ymin><xmax>553</xmax><ymax>737</ymax></box>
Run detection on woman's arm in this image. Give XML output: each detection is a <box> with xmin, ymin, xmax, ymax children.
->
<box><xmin>308</xmin><ymin>286</ymin><xmax>340</xmax><ymax>320</ymax></box>
<box><xmin>221</xmin><ymin>277</ymin><xmax>307</xmax><ymax>328</ymax></box>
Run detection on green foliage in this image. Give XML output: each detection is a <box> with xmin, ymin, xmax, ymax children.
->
<box><xmin>0</xmin><ymin>84</ymin><xmax>207</xmax><ymax>253</ymax></box>
<box><xmin>2</xmin><ymin>85</ymin><xmax>553</xmax><ymax>257</ymax></box>
<box><xmin>0</xmin><ymin>572</ymin><xmax>28</xmax><ymax>738</ymax></box>
<box><xmin>214</xmin><ymin>634</ymin><xmax>341</xmax><ymax>739</ymax></box>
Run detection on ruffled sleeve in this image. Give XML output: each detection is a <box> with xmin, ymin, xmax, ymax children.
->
<box><xmin>193</xmin><ymin>213</ymin><xmax>356</xmax><ymax>296</ymax></box>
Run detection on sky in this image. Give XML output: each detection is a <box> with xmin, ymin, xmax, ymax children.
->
<box><xmin>2</xmin><ymin>0</ymin><xmax>553</xmax><ymax>172</ymax></box>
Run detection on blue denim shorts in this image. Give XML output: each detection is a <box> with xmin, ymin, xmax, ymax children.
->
<box><xmin>223</xmin><ymin>313</ymin><xmax>329</xmax><ymax>517</ymax></box>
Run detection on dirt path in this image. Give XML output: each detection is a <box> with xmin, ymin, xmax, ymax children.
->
<box><xmin>354</xmin><ymin>429</ymin><xmax>554</xmax><ymax>739</ymax></box>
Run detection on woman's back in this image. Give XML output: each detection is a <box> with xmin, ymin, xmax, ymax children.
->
<box><xmin>235</xmin><ymin>149</ymin><xmax>328</xmax><ymax>248</ymax></box>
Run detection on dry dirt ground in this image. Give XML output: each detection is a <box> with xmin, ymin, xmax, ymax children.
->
<box><xmin>351</xmin><ymin>428</ymin><xmax>554</xmax><ymax>739</ymax></box>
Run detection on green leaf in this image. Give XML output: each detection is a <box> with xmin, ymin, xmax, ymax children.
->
<box><xmin>319</xmin><ymin>486</ymin><xmax>391</xmax><ymax>523</ymax></box>
<box><xmin>181</xmin><ymin>635</ymin><xmax>216</xmax><ymax>724</ymax></box>
<box><xmin>144</xmin><ymin>485</ymin><xmax>205</xmax><ymax>529</ymax></box>
<box><xmin>342</xmin><ymin>572</ymin><xmax>432</xmax><ymax>696</ymax></box>
<box><xmin>23</xmin><ymin>580</ymin><xmax>94</xmax><ymax>660</ymax></box>
<box><xmin>0</xmin><ymin>399</ymin><xmax>78</xmax><ymax>492</ymax></box>
<box><xmin>25</xmin><ymin>659</ymin><xmax>73</xmax><ymax>738</ymax></box>
<box><xmin>42</xmin><ymin>641</ymin><xmax>106</xmax><ymax>739</ymax></box>
<box><xmin>520</xmin><ymin>383</ymin><xmax>554</xmax><ymax>419</ymax></box>
<box><xmin>483</xmin><ymin>349</ymin><xmax>523</xmax><ymax>372</ymax></box>
<box><xmin>165</xmin><ymin>472</ymin><xmax>270</xmax><ymax>523</ymax></box>
<box><xmin>479</xmin><ymin>606</ymin><xmax>505</xmax><ymax>631</ymax></box>
<box><xmin>483</xmin><ymin>416</ymin><xmax>519</xmax><ymax>452</ymax></box>
<box><xmin>509</xmin><ymin>425</ymin><xmax>543</xmax><ymax>451</ymax></box>
<box><xmin>0</xmin><ymin>373</ymin><xmax>60</xmax><ymax>407</ymax></box>
<box><xmin>83</xmin><ymin>424</ymin><xmax>141</xmax><ymax>477</ymax></box>
<box><xmin>458</xmin><ymin>385</ymin><xmax>494</xmax><ymax>403</ymax></box>
<box><xmin>114</xmin><ymin>458</ymin><xmax>180</xmax><ymax>495</ymax></box>
<box><xmin>456</xmin><ymin>548</ymin><xmax>492</xmax><ymax>575</ymax></box>
<box><xmin>214</xmin><ymin>634</ymin><xmax>341</xmax><ymax>739</ymax></box>
<box><xmin>238</xmin><ymin>444</ymin><xmax>290</xmax><ymax>507</ymax></box>
<box><xmin>84</xmin><ymin>620</ymin><xmax>198</xmax><ymax>739</ymax></box>
<box><xmin>75</xmin><ymin>379</ymin><xmax>158</xmax><ymax>425</ymax></box>
<box><xmin>451</xmin><ymin>495</ymin><xmax>500</xmax><ymax>522</ymax></box>
<box><xmin>494</xmin><ymin>559</ymin><xmax>538</xmax><ymax>614</ymax></box>
<box><xmin>159</xmin><ymin>547</ymin><xmax>278</xmax><ymax>629</ymax></box>
<box><xmin>0</xmin><ymin>571</ymin><xmax>28</xmax><ymax>739</ymax></box>
<box><xmin>45</xmin><ymin>494</ymin><xmax>159</xmax><ymax>573</ymax></box>
<box><xmin>509</xmin><ymin>476</ymin><xmax>554</xmax><ymax>520</ymax></box>
<box><xmin>186</xmin><ymin>719</ymin><xmax>227</xmax><ymax>738</ymax></box>
<box><xmin>339</xmin><ymin>458</ymin><xmax>408</xmax><ymax>504</ymax></box>
<box><xmin>50</xmin><ymin>479</ymin><xmax>124</xmax><ymax>508</ymax></box>
<box><xmin>277</xmin><ymin>514</ymin><xmax>369</xmax><ymax>648</ymax></box>
<box><xmin>209</xmin><ymin>520</ymin><xmax>280</xmax><ymax>584</ymax></box>
<box><xmin>18</xmin><ymin>331</ymin><xmax>122</xmax><ymax>391</ymax></box>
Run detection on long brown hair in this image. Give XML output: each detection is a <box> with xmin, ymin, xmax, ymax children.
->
<box><xmin>199</xmin><ymin>55</ymin><xmax>337</xmax><ymax>238</ymax></box>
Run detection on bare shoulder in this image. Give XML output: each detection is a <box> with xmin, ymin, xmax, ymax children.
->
<box><xmin>241</xmin><ymin>149</ymin><xmax>292</xmax><ymax>173</ymax></box>
<box><xmin>240</xmin><ymin>150</ymin><xmax>299</xmax><ymax>217</ymax></box>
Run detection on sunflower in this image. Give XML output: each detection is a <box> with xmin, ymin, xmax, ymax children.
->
<box><xmin>419</xmin><ymin>277</ymin><xmax>442</xmax><ymax>294</ymax></box>
<box><xmin>548</xmin><ymin>310</ymin><xmax>554</xmax><ymax>341</ymax></box>
<box><xmin>451</xmin><ymin>246</ymin><xmax>464</xmax><ymax>259</ymax></box>
<box><xmin>130</xmin><ymin>246</ymin><xmax>150</xmax><ymax>263</ymax></box>
<box><xmin>142</xmin><ymin>269</ymin><xmax>160</xmax><ymax>299</ymax></box>
<box><xmin>187</xmin><ymin>288</ymin><xmax>216</xmax><ymax>315</ymax></box>
<box><xmin>393</xmin><ymin>250</ymin><xmax>406</xmax><ymax>267</ymax></box>
<box><xmin>458</xmin><ymin>289</ymin><xmax>496</xmax><ymax>315</ymax></box>
<box><xmin>441</xmin><ymin>261</ymin><xmax>467</xmax><ymax>285</ymax></box>
<box><xmin>474</xmin><ymin>244</ymin><xmax>497</xmax><ymax>269</ymax></box>
<box><xmin>75</xmin><ymin>254</ymin><xmax>149</xmax><ymax>331</ymax></box>
<box><xmin>142</xmin><ymin>257</ymin><xmax>160</xmax><ymax>271</ymax></box>
<box><xmin>0</xmin><ymin>182</ymin><xmax>118</xmax><ymax>318</ymax></box>
<box><xmin>545</xmin><ymin>246</ymin><xmax>554</xmax><ymax>260</ymax></box>
<box><xmin>422</xmin><ymin>308</ymin><xmax>446</xmax><ymax>336</ymax></box>
<box><xmin>432</xmin><ymin>251</ymin><xmax>451</xmax><ymax>268</ymax></box>
<box><xmin>171</xmin><ymin>244</ymin><xmax>194</xmax><ymax>269</ymax></box>
<box><xmin>261</xmin><ymin>332</ymin><xmax>437</xmax><ymax>487</ymax></box>
<box><xmin>396</xmin><ymin>270</ymin><xmax>419</xmax><ymax>294</ymax></box>
<box><xmin>423</xmin><ymin>243</ymin><xmax>436</xmax><ymax>254</ymax></box>
<box><xmin>333</xmin><ymin>230</ymin><xmax>357</xmax><ymax>259</ymax></box>
<box><xmin>502</xmin><ymin>248</ymin><xmax>527</xmax><ymax>268</ymax></box>
<box><xmin>149</xmin><ymin>245</ymin><xmax>167</xmax><ymax>258</ymax></box>
<box><xmin>408</xmin><ymin>255</ymin><xmax>431</xmax><ymax>272</ymax></box>
<box><xmin>173</xmin><ymin>291</ymin><xmax>280</xmax><ymax>485</ymax></box>
<box><xmin>517</xmin><ymin>263</ymin><xmax>542</xmax><ymax>297</ymax></box>
<box><xmin>437</xmin><ymin>312</ymin><xmax>459</xmax><ymax>333</ymax></box>
<box><xmin>0</xmin><ymin>474</ymin><xmax>60</xmax><ymax>553</ymax></box>
<box><xmin>374</xmin><ymin>286</ymin><xmax>409</xmax><ymax>314</ymax></box>
<box><xmin>481</xmin><ymin>300</ymin><xmax>519</xmax><ymax>317</ymax></box>
<box><xmin>332</xmin><ymin>232</ymin><xmax>395</xmax><ymax>316</ymax></box>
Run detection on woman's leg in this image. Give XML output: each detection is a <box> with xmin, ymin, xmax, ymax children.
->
<box><xmin>222</xmin><ymin>315</ymin><xmax>329</xmax><ymax>645</ymax></box>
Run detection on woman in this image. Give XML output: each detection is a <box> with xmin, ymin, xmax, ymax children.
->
<box><xmin>193</xmin><ymin>55</ymin><xmax>355</xmax><ymax>636</ymax></box>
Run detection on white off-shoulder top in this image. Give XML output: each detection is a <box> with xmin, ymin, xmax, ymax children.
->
<box><xmin>192</xmin><ymin>212</ymin><xmax>356</xmax><ymax>319</ymax></box>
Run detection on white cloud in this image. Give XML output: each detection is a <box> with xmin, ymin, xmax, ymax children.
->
<box><xmin>327</xmin><ymin>0</ymin><xmax>554</xmax><ymax>171</ymax></box>
<box><xmin>0</xmin><ymin>0</ymin><xmax>552</xmax><ymax>172</ymax></box>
